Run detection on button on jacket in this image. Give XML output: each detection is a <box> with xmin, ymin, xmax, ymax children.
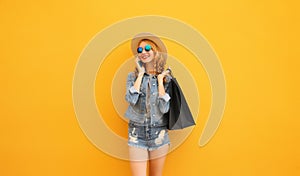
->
<box><xmin>124</xmin><ymin>72</ymin><xmax>172</xmax><ymax>126</ymax></box>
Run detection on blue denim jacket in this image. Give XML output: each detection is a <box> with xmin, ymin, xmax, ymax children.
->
<box><xmin>124</xmin><ymin>72</ymin><xmax>172</xmax><ymax>126</ymax></box>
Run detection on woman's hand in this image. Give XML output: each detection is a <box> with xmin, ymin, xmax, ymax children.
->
<box><xmin>135</xmin><ymin>56</ymin><xmax>145</xmax><ymax>76</ymax></box>
<box><xmin>157</xmin><ymin>68</ymin><xmax>171</xmax><ymax>97</ymax></box>
<box><xmin>157</xmin><ymin>68</ymin><xmax>171</xmax><ymax>83</ymax></box>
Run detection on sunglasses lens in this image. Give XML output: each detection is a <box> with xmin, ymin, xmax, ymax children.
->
<box><xmin>145</xmin><ymin>45</ymin><xmax>151</xmax><ymax>51</ymax></box>
<box><xmin>137</xmin><ymin>47</ymin><xmax>143</xmax><ymax>53</ymax></box>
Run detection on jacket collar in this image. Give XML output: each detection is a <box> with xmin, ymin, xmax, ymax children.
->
<box><xmin>144</xmin><ymin>72</ymin><xmax>157</xmax><ymax>78</ymax></box>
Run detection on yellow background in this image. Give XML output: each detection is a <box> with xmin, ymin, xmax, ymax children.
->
<box><xmin>1</xmin><ymin>0</ymin><xmax>299</xmax><ymax>175</ymax></box>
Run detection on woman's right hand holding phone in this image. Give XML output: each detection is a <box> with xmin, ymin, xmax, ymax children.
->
<box><xmin>135</xmin><ymin>56</ymin><xmax>145</xmax><ymax>76</ymax></box>
<box><xmin>132</xmin><ymin>56</ymin><xmax>145</xmax><ymax>92</ymax></box>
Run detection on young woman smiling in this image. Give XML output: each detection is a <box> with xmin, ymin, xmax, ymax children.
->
<box><xmin>124</xmin><ymin>32</ymin><xmax>172</xmax><ymax>176</ymax></box>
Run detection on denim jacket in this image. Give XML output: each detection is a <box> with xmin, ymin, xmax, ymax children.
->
<box><xmin>124</xmin><ymin>72</ymin><xmax>172</xmax><ymax>126</ymax></box>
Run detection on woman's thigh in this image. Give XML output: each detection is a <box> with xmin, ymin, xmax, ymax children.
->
<box><xmin>148</xmin><ymin>144</ymin><xmax>169</xmax><ymax>175</ymax></box>
<box><xmin>129</xmin><ymin>146</ymin><xmax>148</xmax><ymax>176</ymax></box>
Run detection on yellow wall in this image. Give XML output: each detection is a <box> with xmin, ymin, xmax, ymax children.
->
<box><xmin>1</xmin><ymin>0</ymin><xmax>299</xmax><ymax>175</ymax></box>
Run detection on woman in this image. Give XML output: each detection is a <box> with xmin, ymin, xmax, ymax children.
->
<box><xmin>124</xmin><ymin>32</ymin><xmax>172</xmax><ymax>176</ymax></box>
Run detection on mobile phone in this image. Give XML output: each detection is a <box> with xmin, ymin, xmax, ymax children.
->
<box><xmin>138</xmin><ymin>60</ymin><xmax>143</xmax><ymax>67</ymax></box>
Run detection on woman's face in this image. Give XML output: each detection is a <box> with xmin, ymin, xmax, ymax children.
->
<box><xmin>138</xmin><ymin>41</ymin><xmax>155</xmax><ymax>64</ymax></box>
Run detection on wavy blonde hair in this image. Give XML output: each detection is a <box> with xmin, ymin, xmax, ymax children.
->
<box><xmin>134</xmin><ymin>39</ymin><xmax>167</xmax><ymax>78</ymax></box>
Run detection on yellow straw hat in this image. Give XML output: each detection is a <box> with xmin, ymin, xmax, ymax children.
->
<box><xmin>131</xmin><ymin>32</ymin><xmax>167</xmax><ymax>59</ymax></box>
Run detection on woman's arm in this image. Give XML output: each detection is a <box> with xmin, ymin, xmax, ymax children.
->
<box><xmin>125</xmin><ymin>72</ymin><xmax>142</xmax><ymax>105</ymax></box>
<box><xmin>125</xmin><ymin>57</ymin><xmax>145</xmax><ymax>105</ymax></box>
<box><xmin>133</xmin><ymin>73</ymin><xmax>144</xmax><ymax>93</ymax></box>
<box><xmin>157</xmin><ymin>72</ymin><xmax>171</xmax><ymax>113</ymax></box>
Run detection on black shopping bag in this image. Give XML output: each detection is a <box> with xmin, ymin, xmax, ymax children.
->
<box><xmin>164</xmin><ymin>70</ymin><xmax>196</xmax><ymax>130</ymax></box>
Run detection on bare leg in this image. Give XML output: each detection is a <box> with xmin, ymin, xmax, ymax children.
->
<box><xmin>129</xmin><ymin>146</ymin><xmax>148</xmax><ymax>176</ymax></box>
<box><xmin>148</xmin><ymin>144</ymin><xmax>169</xmax><ymax>176</ymax></box>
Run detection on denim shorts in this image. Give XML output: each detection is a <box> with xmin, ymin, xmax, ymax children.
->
<box><xmin>127</xmin><ymin>120</ymin><xmax>170</xmax><ymax>151</ymax></box>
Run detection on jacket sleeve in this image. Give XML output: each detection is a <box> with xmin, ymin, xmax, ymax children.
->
<box><xmin>125</xmin><ymin>72</ymin><xmax>141</xmax><ymax>105</ymax></box>
<box><xmin>158</xmin><ymin>75</ymin><xmax>172</xmax><ymax>114</ymax></box>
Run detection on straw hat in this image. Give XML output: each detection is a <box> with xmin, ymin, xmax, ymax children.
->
<box><xmin>131</xmin><ymin>32</ymin><xmax>167</xmax><ymax>59</ymax></box>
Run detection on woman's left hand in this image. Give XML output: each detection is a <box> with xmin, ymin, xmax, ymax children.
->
<box><xmin>157</xmin><ymin>69</ymin><xmax>170</xmax><ymax>82</ymax></box>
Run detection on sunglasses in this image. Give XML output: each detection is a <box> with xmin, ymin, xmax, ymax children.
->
<box><xmin>137</xmin><ymin>44</ymin><xmax>152</xmax><ymax>53</ymax></box>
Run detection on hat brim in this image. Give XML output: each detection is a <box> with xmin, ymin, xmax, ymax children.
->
<box><xmin>131</xmin><ymin>32</ymin><xmax>167</xmax><ymax>59</ymax></box>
